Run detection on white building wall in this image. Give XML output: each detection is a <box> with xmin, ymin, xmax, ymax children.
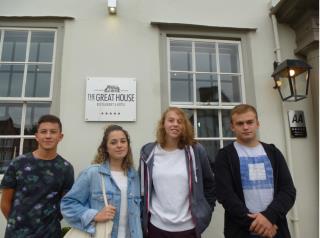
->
<box><xmin>0</xmin><ymin>0</ymin><xmax>317</xmax><ymax>238</ymax></box>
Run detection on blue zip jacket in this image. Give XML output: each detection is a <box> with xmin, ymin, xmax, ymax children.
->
<box><xmin>61</xmin><ymin>162</ymin><xmax>143</xmax><ymax>238</ymax></box>
<box><xmin>139</xmin><ymin>142</ymin><xmax>216</xmax><ymax>238</ymax></box>
<box><xmin>214</xmin><ymin>142</ymin><xmax>296</xmax><ymax>238</ymax></box>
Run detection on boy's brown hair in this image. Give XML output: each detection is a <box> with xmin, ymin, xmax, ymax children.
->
<box><xmin>230</xmin><ymin>104</ymin><xmax>258</xmax><ymax>123</ymax></box>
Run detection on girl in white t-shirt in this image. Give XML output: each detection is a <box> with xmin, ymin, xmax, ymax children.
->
<box><xmin>140</xmin><ymin>107</ymin><xmax>216</xmax><ymax>238</ymax></box>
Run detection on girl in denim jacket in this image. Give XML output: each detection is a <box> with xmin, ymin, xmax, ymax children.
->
<box><xmin>61</xmin><ymin>125</ymin><xmax>142</xmax><ymax>238</ymax></box>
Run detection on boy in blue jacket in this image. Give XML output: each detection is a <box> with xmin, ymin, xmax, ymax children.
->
<box><xmin>214</xmin><ymin>104</ymin><xmax>296</xmax><ymax>238</ymax></box>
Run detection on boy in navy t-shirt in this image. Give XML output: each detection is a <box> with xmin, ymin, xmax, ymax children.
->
<box><xmin>1</xmin><ymin>115</ymin><xmax>74</xmax><ymax>238</ymax></box>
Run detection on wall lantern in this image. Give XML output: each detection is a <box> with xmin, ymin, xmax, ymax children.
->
<box><xmin>108</xmin><ymin>0</ymin><xmax>117</xmax><ymax>14</ymax></box>
<box><xmin>271</xmin><ymin>59</ymin><xmax>312</xmax><ymax>102</ymax></box>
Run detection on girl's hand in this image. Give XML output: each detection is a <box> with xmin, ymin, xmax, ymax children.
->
<box><xmin>94</xmin><ymin>205</ymin><xmax>116</xmax><ymax>222</ymax></box>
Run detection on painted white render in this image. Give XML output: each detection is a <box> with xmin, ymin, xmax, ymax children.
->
<box><xmin>0</xmin><ymin>0</ymin><xmax>318</xmax><ymax>238</ymax></box>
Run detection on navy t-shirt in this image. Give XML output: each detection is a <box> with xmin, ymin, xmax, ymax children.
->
<box><xmin>1</xmin><ymin>153</ymin><xmax>74</xmax><ymax>238</ymax></box>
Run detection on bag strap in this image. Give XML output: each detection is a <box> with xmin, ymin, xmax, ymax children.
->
<box><xmin>100</xmin><ymin>174</ymin><xmax>109</xmax><ymax>206</ymax></box>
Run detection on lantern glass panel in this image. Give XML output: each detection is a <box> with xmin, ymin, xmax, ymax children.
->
<box><xmin>278</xmin><ymin>76</ymin><xmax>292</xmax><ymax>100</ymax></box>
<box><xmin>293</xmin><ymin>72</ymin><xmax>308</xmax><ymax>96</ymax></box>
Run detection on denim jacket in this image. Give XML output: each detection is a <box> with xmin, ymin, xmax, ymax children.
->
<box><xmin>61</xmin><ymin>163</ymin><xmax>142</xmax><ymax>238</ymax></box>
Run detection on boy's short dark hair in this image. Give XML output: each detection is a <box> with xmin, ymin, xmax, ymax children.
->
<box><xmin>37</xmin><ymin>114</ymin><xmax>62</xmax><ymax>132</ymax></box>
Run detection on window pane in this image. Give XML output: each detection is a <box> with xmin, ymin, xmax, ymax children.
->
<box><xmin>25</xmin><ymin>64</ymin><xmax>52</xmax><ymax>97</ymax></box>
<box><xmin>183</xmin><ymin>109</ymin><xmax>194</xmax><ymax>127</ymax></box>
<box><xmin>218</xmin><ymin>43</ymin><xmax>240</xmax><ymax>73</ymax></box>
<box><xmin>0</xmin><ymin>138</ymin><xmax>20</xmax><ymax>174</ymax></box>
<box><xmin>222</xmin><ymin>110</ymin><xmax>233</xmax><ymax>137</ymax></box>
<box><xmin>29</xmin><ymin>31</ymin><xmax>55</xmax><ymax>62</ymax></box>
<box><xmin>221</xmin><ymin>75</ymin><xmax>241</xmax><ymax>102</ymax></box>
<box><xmin>170</xmin><ymin>40</ymin><xmax>192</xmax><ymax>71</ymax></box>
<box><xmin>0</xmin><ymin>103</ymin><xmax>22</xmax><ymax>135</ymax></box>
<box><xmin>170</xmin><ymin>72</ymin><xmax>193</xmax><ymax>102</ymax></box>
<box><xmin>2</xmin><ymin>31</ymin><xmax>28</xmax><ymax>62</ymax></box>
<box><xmin>197</xmin><ymin>110</ymin><xmax>219</xmax><ymax>137</ymax></box>
<box><xmin>25</xmin><ymin>103</ymin><xmax>50</xmax><ymax>135</ymax></box>
<box><xmin>23</xmin><ymin>139</ymin><xmax>37</xmax><ymax>154</ymax></box>
<box><xmin>196</xmin><ymin>73</ymin><xmax>218</xmax><ymax>103</ymax></box>
<box><xmin>0</xmin><ymin>64</ymin><xmax>24</xmax><ymax>97</ymax></box>
<box><xmin>195</xmin><ymin>42</ymin><xmax>216</xmax><ymax>72</ymax></box>
<box><xmin>199</xmin><ymin>140</ymin><xmax>220</xmax><ymax>163</ymax></box>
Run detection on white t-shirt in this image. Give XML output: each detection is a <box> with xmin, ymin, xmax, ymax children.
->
<box><xmin>150</xmin><ymin>144</ymin><xmax>194</xmax><ymax>232</ymax></box>
<box><xmin>111</xmin><ymin>170</ymin><xmax>128</xmax><ymax>238</ymax></box>
<box><xmin>234</xmin><ymin>142</ymin><xmax>274</xmax><ymax>213</ymax></box>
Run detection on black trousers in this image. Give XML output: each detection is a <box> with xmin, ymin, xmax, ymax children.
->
<box><xmin>148</xmin><ymin>222</ymin><xmax>198</xmax><ymax>238</ymax></box>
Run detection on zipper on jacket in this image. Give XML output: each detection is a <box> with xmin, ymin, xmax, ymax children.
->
<box><xmin>186</xmin><ymin>147</ymin><xmax>197</xmax><ymax>228</ymax></box>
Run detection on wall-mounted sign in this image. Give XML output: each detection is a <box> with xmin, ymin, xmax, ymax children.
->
<box><xmin>85</xmin><ymin>77</ymin><xmax>136</xmax><ymax>121</ymax></box>
<box><xmin>288</xmin><ymin>110</ymin><xmax>307</xmax><ymax>138</ymax></box>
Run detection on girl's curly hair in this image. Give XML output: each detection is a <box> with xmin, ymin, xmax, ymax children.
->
<box><xmin>92</xmin><ymin>125</ymin><xmax>133</xmax><ymax>172</ymax></box>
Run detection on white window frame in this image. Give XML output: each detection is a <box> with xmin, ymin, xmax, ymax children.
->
<box><xmin>167</xmin><ymin>37</ymin><xmax>246</xmax><ymax>148</ymax></box>
<box><xmin>0</xmin><ymin>27</ymin><xmax>57</xmax><ymax>156</ymax></box>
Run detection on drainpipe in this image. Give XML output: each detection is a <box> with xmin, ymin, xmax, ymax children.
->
<box><xmin>270</xmin><ymin>12</ymin><xmax>301</xmax><ymax>238</ymax></box>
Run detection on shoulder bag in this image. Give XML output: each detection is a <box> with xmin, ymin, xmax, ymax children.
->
<box><xmin>64</xmin><ymin>174</ymin><xmax>113</xmax><ymax>238</ymax></box>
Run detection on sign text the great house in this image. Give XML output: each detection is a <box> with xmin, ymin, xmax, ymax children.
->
<box><xmin>85</xmin><ymin>77</ymin><xmax>136</xmax><ymax>121</ymax></box>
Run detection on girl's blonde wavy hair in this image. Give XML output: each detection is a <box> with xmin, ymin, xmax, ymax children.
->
<box><xmin>156</xmin><ymin>107</ymin><xmax>196</xmax><ymax>149</ymax></box>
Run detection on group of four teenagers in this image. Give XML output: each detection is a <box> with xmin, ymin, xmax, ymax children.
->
<box><xmin>0</xmin><ymin>104</ymin><xmax>296</xmax><ymax>238</ymax></box>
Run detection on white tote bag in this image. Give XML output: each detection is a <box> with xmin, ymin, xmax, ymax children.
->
<box><xmin>64</xmin><ymin>174</ymin><xmax>113</xmax><ymax>238</ymax></box>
